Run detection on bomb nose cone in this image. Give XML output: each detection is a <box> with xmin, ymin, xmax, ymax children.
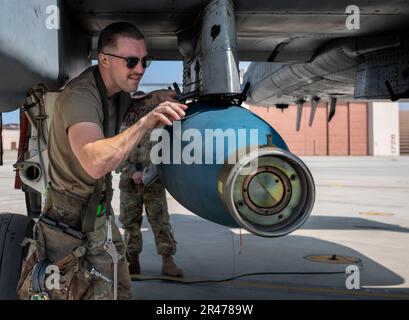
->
<box><xmin>247</xmin><ymin>172</ymin><xmax>284</xmax><ymax>208</ymax></box>
<box><xmin>219</xmin><ymin>148</ymin><xmax>315</xmax><ymax>237</ymax></box>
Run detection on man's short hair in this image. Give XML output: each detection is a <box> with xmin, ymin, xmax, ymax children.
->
<box><xmin>97</xmin><ymin>22</ymin><xmax>145</xmax><ymax>52</ymax></box>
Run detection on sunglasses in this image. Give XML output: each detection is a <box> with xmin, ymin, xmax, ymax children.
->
<box><xmin>102</xmin><ymin>52</ymin><xmax>153</xmax><ymax>69</ymax></box>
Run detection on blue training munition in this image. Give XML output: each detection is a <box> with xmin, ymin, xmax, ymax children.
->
<box><xmin>156</xmin><ymin>102</ymin><xmax>315</xmax><ymax>237</ymax></box>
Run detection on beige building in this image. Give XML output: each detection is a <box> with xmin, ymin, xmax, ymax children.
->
<box><xmin>1</xmin><ymin>124</ymin><xmax>19</xmax><ymax>150</ymax></box>
<box><xmin>400</xmin><ymin>110</ymin><xmax>409</xmax><ymax>155</ymax></box>
<box><xmin>1</xmin><ymin>101</ymin><xmax>407</xmax><ymax>155</ymax></box>
<box><xmin>250</xmin><ymin>101</ymin><xmax>403</xmax><ymax>156</ymax></box>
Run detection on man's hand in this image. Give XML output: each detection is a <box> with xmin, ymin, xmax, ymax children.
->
<box><xmin>143</xmin><ymin>101</ymin><xmax>188</xmax><ymax>128</ymax></box>
<box><xmin>148</xmin><ymin>89</ymin><xmax>179</xmax><ymax>105</ymax></box>
<box><xmin>132</xmin><ymin>171</ymin><xmax>143</xmax><ymax>185</ymax></box>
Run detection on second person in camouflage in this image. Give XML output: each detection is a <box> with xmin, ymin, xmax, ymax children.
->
<box><xmin>118</xmin><ymin>98</ymin><xmax>183</xmax><ymax>277</ymax></box>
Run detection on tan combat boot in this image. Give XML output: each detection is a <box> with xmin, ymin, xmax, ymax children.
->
<box><xmin>162</xmin><ymin>254</ymin><xmax>183</xmax><ymax>277</ymax></box>
<box><xmin>128</xmin><ymin>254</ymin><xmax>140</xmax><ymax>274</ymax></box>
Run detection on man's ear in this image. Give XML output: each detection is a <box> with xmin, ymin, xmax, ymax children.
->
<box><xmin>98</xmin><ymin>53</ymin><xmax>108</xmax><ymax>67</ymax></box>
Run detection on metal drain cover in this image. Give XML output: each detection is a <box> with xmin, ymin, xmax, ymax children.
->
<box><xmin>305</xmin><ymin>254</ymin><xmax>361</xmax><ymax>264</ymax></box>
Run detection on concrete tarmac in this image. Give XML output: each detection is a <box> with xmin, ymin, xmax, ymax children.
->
<box><xmin>1</xmin><ymin>150</ymin><xmax>408</xmax><ymax>299</ymax></box>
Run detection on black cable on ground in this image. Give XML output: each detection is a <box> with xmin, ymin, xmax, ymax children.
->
<box><xmin>130</xmin><ymin>268</ymin><xmax>362</xmax><ymax>284</ymax></box>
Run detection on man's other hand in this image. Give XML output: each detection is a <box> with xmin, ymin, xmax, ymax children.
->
<box><xmin>132</xmin><ymin>171</ymin><xmax>143</xmax><ymax>185</ymax></box>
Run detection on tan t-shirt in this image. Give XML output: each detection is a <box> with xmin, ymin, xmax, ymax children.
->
<box><xmin>48</xmin><ymin>66</ymin><xmax>131</xmax><ymax>198</ymax></box>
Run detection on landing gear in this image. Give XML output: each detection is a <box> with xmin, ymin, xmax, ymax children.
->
<box><xmin>24</xmin><ymin>186</ymin><xmax>42</xmax><ymax>219</ymax></box>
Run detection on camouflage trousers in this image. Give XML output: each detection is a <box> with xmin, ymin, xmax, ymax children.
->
<box><xmin>82</xmin><ymin>214</ymin><xmax>134</xmax><ymax>300</ymax></box>
<box><xmin>119</xmin><ymin>182</ymin><xmax>177</xmax><ymax>259</ymax></box>
<box><xmin>30</xmin><ymin>204</ymin><xmax>134</xmax><ymax>300</ymax></box>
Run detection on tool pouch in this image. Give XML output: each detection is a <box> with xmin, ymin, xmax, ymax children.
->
<box><xmin>16</xmin><ymin>235</ymin><xmax>43</xmax><ymax>300</ymax></box>
<box><xmin>16</xmin><ymin>221</ymin><xmax>92</xmax><ymax>300</ymax></box>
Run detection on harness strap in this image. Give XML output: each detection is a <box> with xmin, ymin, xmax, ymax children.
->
<box><xmin>81</xmin><ymin>68</ymin><xmax>115</xmax><ymax>233</ymax></box>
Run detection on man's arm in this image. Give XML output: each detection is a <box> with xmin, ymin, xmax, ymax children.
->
<box><xmin>68</xmin><ymin>101</ymin><xmax>187</xmax><ymax>179</ymax></box>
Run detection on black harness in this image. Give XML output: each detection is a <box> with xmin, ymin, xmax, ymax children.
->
<box><xmin>80</xmin><ymin>67</ymin><xmax>128</xmax><ymax>233</ymax></box>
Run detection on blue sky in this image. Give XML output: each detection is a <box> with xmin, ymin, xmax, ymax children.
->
<box><xmin>141</xmin><ymin>60</ymin><xmax>183</xmax><ymax>84</ymax></box>
<box><xmin>1</xmin><ymin>61</ymin><xmax>408</xmax><ymax>124</ymax></box>
<box><xmin>1</xmin><ymin>61</ymin><xmax>250</xmax><ymax>124</ymax></box>
<box><xmin>2</xmin><ymin>61</ymin><xmax>187</xmax><ymax>124</ymax></box>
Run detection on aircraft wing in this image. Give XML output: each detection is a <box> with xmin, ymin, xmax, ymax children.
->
<box><xmin>1</xmin><ymin>0</ymin><xmax>409</xmax><ymax>112</ymax></box>
<box><xmin>66</xmin><ymin>0</ymin><xmax>409</xmax><ymax>60</ymax></box>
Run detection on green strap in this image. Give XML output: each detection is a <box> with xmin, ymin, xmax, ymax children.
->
<box><xmin>81</xmin><ymin>177</ymin><xmax>104</xmax><ymax>233</ymax></box>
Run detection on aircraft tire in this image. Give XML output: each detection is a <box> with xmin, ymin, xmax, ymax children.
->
<box><xmin>0</xmin><ymin>213</ymin><xmax>34</xmax><ymax>300</ymax></box>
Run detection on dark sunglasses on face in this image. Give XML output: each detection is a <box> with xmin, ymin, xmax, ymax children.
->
<box><xmin>102</xmin><ymin>52</ymin><xmax>153</xmax><ymax>69</ymax></box>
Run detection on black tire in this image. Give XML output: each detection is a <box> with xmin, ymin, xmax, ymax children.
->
<box><xmin>0</xmin><ymin>213</ymin><xmax>34</xmax><ymax>300</ymax></box>
<box><xmin>24</xmin><ymin>187</ymin><xmax>42</xmax><ymax>219</ymax></box>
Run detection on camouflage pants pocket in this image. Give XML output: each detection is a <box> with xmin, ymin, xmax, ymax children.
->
<box><xmin>48</xmin><ymin>248</ymin><xmax>91</xmax><ymax>300</ymax></box>
<box><xmin>66</xmin><ymin>265</ymin><xmax>93</xmax><ymax>300</ymax></box>
<box><xmin>16</xmin><ymin>239</ymin><xmax>41</xmax><ymax>300</ymax></box>
<box><xmin>17</xmin><ymin>221</ymin><xmax>91</xmax><ymax>300</ymax></box>
<box><xmin>155</xmin><ymin>227</ymin><xmax>177</xmax><ymax>255</ymax></box>
<box><xmin>84</xmin><ymin>217</ymin><xmax>134</xmax><ymax>300</ymax></box>
<box><xmin>39</xmin><ymin>221</ymin><xmax>90</xmax><ymax>300</ymax></box>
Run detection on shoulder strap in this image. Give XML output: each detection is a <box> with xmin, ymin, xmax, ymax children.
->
<box><xmin>117</xmin><ymin>92</ymin><xmax>131</xmax><ymax>134</ymax></box>
<box><xmin>81</xmin><ymin>68</ymin><xmax>115</xmax><ymax>233</ymax></box>
<box><xmin>93</xmin><ymin>67</ymin><xmax>112</xmax><ymax>137</ymax></box>
<box><xmin>92</xmin><ymin>67</ymin><xmax>117</xmax><ymax>203</ymax></box>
